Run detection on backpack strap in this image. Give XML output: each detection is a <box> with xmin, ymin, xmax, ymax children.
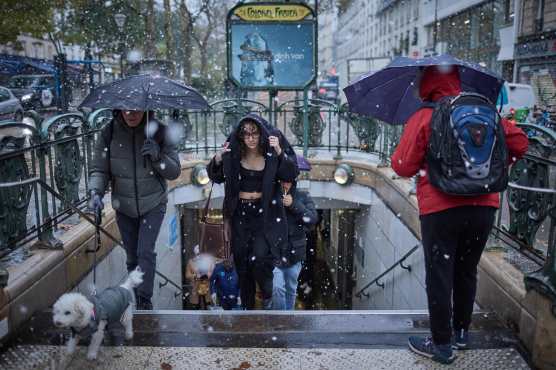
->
<box><xmin>421</xmin><ymin>102</ymin><xmax>437</xmax><ymax>109</ymax></box>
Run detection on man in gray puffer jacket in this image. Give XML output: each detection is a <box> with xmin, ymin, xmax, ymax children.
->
<box><xmin>89</xmin><ymin>110</ymin><xmax>181</xmax><ymax>309</ymax></box>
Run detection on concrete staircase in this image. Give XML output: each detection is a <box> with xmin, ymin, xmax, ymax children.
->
<box><xmin>1</xmin><ymin>310</ymin><xmax>531</xmax><ymax>369</ymax></box>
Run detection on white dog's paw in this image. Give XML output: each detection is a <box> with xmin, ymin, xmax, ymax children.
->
<box><xmin>125</xmin><ymin>330</ymin><xmax>133</xmax><ymax>340</ymax></box>
<box><xmin>86</xmin><ymin>351</ymin><xmax>98</xmax><ymax>361</ymax></box>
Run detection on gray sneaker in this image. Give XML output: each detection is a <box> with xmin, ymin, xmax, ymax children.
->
<box><xmin>452</xmin><ymin>329</ymin><xmax>469</xmax><ymax>350</ymax></box>
<box><xmin>408</xmin><ymin>336</ymin><xmax>456</xmax><ymax>365</ymax></box>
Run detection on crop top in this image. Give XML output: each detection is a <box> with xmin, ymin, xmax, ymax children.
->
<box><xmin>239</xmin><ymin>165</ymin><xmax>264</xmax><ymax>192</ymax></box>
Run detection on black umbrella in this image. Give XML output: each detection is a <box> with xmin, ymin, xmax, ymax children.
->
<box><xmin>79</xmin><ymin>74</ymin><xmax>209</xmax><ymax>111</ymax></box>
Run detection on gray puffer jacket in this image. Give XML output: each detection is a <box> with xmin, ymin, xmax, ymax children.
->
<box><xmin>89</xmin><ymin>113</ymin><xmax>181</xmax><ymax>218</ymax></box>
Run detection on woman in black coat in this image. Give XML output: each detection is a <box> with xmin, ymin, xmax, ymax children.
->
<box><xmin>207</xmin><ymin>114</ymin><xmax>298</xmax><ymax>309</ymax></box>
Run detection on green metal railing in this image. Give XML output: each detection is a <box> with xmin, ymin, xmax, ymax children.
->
<box><xmin>1</xmin><ymin>106</ymin><xmax>555</xmax><ymax>312</ymax></box>
<box><xmin>0</xmin><ymin>110</ymin><xmax>108</xmax><ymax>258</ymax></box>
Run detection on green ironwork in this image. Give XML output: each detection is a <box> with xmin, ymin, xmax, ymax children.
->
<box><xmin>302</xmin><ymin>88</ymin><xmax>309</xmax><ymax>156</ymax></box>
<box><xmin>43</xmin><ymin>113</ymin><xmax>86</xmax><ymax>211</ymax></box>
<box><xmin>507</xmin><ymin>137</ymin><xmax>553</xmax><ymax>248</ymax></box>
<box><xmin>345</xmin><ymin>111</ymin><xmax>380</xmax><ymax>153</ymax></box>
<box><xmin>289</xmin><ymin>102</ymin><xmax>324</xmax><ymax>147</ymax></box>
<box><xmin>220</xmin><ymin>103</ymin><xmax>251</xmax><ymax>136</ymax></box>
<box><xmin>508</xmin><ymin>123</ymin><xmax>556</xmax><ymax>314</ymax></box>
<box><xmin>36</xmin><ymin>115</ymin><xmax>63</xmax><ymax>250</ymax></box>
<box><xmin>87</xmin><ymin>108</ymin><xmax>113</xmax><ymax>130</ymax></box>
<box><xmin>0</xmin><ymin>124</ymin><xmax>35</xmax><ymax>251</ymax></box>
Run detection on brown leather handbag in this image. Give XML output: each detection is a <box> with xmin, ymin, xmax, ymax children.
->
<box><xmin>199</xmin><ymin>183</ymin><xmax>231</xmax><ymax>259</ymax></box>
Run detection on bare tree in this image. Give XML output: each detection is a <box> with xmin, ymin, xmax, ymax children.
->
<box><xmin>163</xmin><ymin>0</ymin><xmax>175</xmax><ymax>74</ymax></box>
<box><xmin>191</xmin><ymin>0</ymin><xmax>216</xmax><ymax>78</ymax></box>
<box><xmin>144</xmin><ymin>0</ymin><xmax>156</xmax><ymax>58</ymax></box>
<box><xmin>178</xmin><ymin>0</ymin><xmax>194</xmax><ymax>82</ymax></box>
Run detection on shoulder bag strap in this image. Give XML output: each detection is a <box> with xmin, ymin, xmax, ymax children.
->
<box><xmin>201</xmin><ymin>182</ymin><xmax>214</xmax><ymax>223</ymax></box>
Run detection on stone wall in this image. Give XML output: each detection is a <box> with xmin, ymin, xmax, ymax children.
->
<box><xmin>351</xmin><ymin>191</ymin><xmax>426</xmax><ymax>310</ymax></box>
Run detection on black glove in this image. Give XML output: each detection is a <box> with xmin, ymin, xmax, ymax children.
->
<box><xmin>88</xmin><ymin>190</ymin><xmax>104</xmax><ymax>225</ymax></box>
<box><xmin>141</xmin><ymin>139</ymin><xmax>161</xmax><ymax>162</ymax></box>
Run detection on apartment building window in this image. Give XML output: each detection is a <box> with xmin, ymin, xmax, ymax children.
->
<box><xmin>521</xmin><ymin>0</ymin><xmax>549</xmax><ymax>35</ymax></box>
<box><xmin>543</xmin><ymin>0</ymin><xmax>556</xmax><ymax>31</ymax></box>
<box><xmin>535</xmin><ymin>0</ymin><xmax>544</xmax><ymax>32</ymax></box>
<box><xmin>33</xmin><ymin>42</ymin><xmax>42</xmax><ymax>59</ymax></box>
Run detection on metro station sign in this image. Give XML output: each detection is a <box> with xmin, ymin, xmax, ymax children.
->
<box><xmin>233</xmin><ymin>4</ymin><xmax>312</xmax><ymax>22</ymax></box>
<box><xmin>227</xmin><ymin>2</ymin><xmax>317</xmax><ymax>91</ymax></box>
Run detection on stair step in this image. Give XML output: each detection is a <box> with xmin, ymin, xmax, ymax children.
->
<box><xmin>2</xmin><ymin>310</ymin><xmax>532</xmax><ymax>369</ymax></box>
<box><xmin>12</xmin><ymin>310</ymin><xmax>519</xmax><ymax>349</ymax></box>
<box><xmin>0</xmin><ymin>345</ymin><xmax>531</xmax><ymax>370</ymax></box>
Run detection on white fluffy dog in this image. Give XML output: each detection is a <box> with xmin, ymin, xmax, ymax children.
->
<box><xmin>52</xmin><ymin>269</ymin><xmax>143</xmax><ymax>360</ymax></box>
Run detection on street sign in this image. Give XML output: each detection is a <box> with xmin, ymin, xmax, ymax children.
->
<box><xmin>227</xmin><ymin>2</ymin><xmax>317</xmax><ymax>91</ymax></box>
<box><xmin>233</xmin><ymin>4</ymin><xmax>312</xmax><ymax>21</ymax></box>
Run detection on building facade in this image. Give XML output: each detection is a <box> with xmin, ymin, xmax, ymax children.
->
<box><xmin>514</xmin><ymin>0</ymin><xmax>556</xmax><ymax>109</ymax></box>
<box><xmin>332</xmin><ymin>0</ymin><xmax>424</xmax><ymax>97</ymax></box>
<box><xmin>0</xmin><ymin>35</ymin><xmax>85</xmax><ymax>63</ymax></box>
<box><xmin>422</xmin><ymin>0</ymin><xmax>515</xmax><ymax>77</ymax></box>
<box><xmin>318</xmin><ymin>7</ymin><xmax>338</xmax><ymax>77</ymax></box>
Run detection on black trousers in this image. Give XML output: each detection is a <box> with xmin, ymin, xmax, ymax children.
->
<box><xmin>420</xmin><ymin>205</ymin><xmax>496</xmax><ymax>345</ymax></box>
<box><xmin>232</xmin><ymin>200</ymin><xmax>274</xmax><ymax>310</ymax></box>
<box><xmin>116</xmin><ymin>203</ymin><xmax>166</xmax><ymax>300</ymax></box>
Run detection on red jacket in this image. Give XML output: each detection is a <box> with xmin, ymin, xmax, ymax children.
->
<box><xmin>391</xmin><ymin>66</ymin><xmax>529</xmax><ymax>215</ymax></box>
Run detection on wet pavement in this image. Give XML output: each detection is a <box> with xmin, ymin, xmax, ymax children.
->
<box><xmin>2</xmin><ymin>310</ymin><xmax>531</xmax><ymax>369</ymax></box>
<box><xmin>0</xmin><ymin>345</ymin><xmax>529</xmax><ymax>370</ymax></box>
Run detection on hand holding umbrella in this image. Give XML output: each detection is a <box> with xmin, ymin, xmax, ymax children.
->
<box><xmin>141</xmin><ymin>139</ymin><xmax>161</xmax><ymax>163</ymax></box>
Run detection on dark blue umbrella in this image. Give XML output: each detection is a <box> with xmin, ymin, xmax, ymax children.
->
<box><xmin>343</xmin><ymin>54</ymin><xmax>505</xmax><ymax>125</ymax></box>
<box><xmin>79</xmin><ymin>74</ymin><xmax>209</xmax><ymax>111</ymax></box>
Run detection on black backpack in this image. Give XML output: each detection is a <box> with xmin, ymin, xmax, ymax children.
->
<box><xmin>426</xmin><ymin>93</ymin><xmax>509</xmax><ymax>196</ymax></box>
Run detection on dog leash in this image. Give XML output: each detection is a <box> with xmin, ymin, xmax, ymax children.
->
<box><xmin>92</xmin><ymin>209</ymin><xmax>102</xmax><ymax>296</ymax></box>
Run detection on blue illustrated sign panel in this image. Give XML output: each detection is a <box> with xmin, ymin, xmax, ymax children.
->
<box><xmin>230</xmin><ymin>22</ymin><xmax>315</xmax><ymax>89</ymax></box>
<box><xmin>168</xmin><ymin>214</ymin><xmax>177</xmax><ymax>247</ymax></box>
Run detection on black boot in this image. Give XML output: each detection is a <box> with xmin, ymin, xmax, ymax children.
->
<box><xmin>136</xmin><ymin>296</ymin><xmax>153</xmax><ymax>310</ymax></box>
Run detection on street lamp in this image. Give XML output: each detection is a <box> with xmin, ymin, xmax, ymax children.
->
<box><xmin>114</xmin><ymin>13</ymin><xmax>127</xmax><ymax>78</ymax></box>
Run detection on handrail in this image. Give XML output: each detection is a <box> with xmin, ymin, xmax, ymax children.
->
<box><xmin>34</xmin><ymin>179</ymin><xmax>185</xmax><ymax>294</ymax></box>
<box><xmin>354</xmin><ymin>244</ymin><xmax>420</xmax><ymax>299</ymax></box>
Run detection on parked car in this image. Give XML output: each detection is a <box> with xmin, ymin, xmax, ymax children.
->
<box><xmin>6</xmin><ymin>74</ymin><xmax>63</xmax><ymax>110</ymax></box>
<box><xmin>498</xmin><ymin>82</ymin><xmax>537</xmax><ymax>119</ymax></box>
<box><xmin>317</xmin><ymin>75</ymin><xmax>339</xmax><ymax>102</ymax></box>
<box><xmin>0</xmin><ymin>86</ymin><xmax>24</xmax><ymax>122</ymax></box>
